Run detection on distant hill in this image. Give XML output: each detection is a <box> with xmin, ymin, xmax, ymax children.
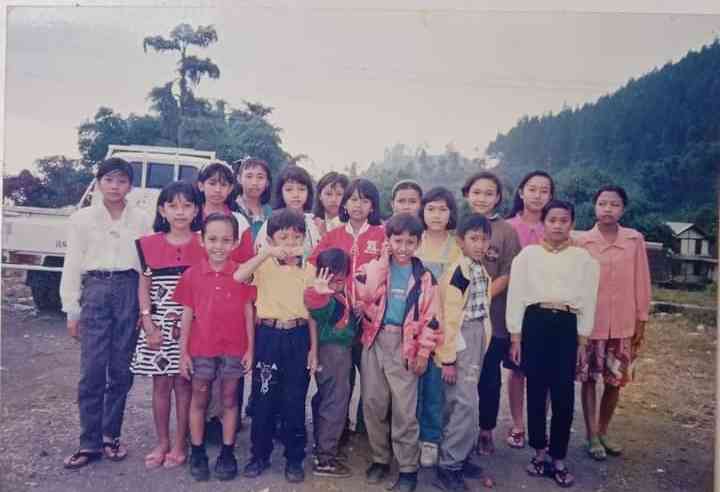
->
<box><xmin>486</xmin><ymin>40</ymin><xmax>720</xmax><ymax>235</ymax></box>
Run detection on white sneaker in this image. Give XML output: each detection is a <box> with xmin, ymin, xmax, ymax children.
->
<box><xmin>419</xmin><ymin>441</ymin><xmax>438</xmax><ymax>467</ymax></box>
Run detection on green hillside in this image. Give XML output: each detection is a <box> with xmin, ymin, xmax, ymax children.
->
<box><xmin>487</xmin><ymin>40</ymin><xmax>720</xmax><ymax>235</ymax></box>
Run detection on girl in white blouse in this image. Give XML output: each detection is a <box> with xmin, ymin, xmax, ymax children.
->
<box><xmin>506</xmin><ymin>200</ymin><xmax>600</xmax><ymax>488</ymax></box>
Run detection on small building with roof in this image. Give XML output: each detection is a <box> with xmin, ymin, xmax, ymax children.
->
<box><xmin>665</xmin><ymin>222</ymin><xmax>717</xmax><ymax>285</ymax></box>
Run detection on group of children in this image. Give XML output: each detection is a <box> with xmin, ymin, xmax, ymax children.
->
<box><xmin>60</xmin><ymin>156</ymin><xmax>651</xmax><ymax>491</ymax></box>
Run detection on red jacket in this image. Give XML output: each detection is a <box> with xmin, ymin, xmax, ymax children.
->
<box><xmin>308</xmin><ymin>222</ymin><xmax>386</xmax><ymax>304</ymax></box>
<box><xmin>355</xmin><ymin>254</ymin><xmax>442</xmax><ymax>366</ymax></box>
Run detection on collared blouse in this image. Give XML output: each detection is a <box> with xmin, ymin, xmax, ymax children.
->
<box><xmin>575</xmin><ymin>225</ymin><xmax>651</xmax><ymax>340</ymax></box>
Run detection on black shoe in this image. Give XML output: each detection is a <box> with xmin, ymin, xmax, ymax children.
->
<box><xmin>215</xmin><ymin>451</ymin><xmax>238</xmax><ymax>481</ymax></box>
<box><xmin>366</xmin><ymin>462</ymin><xmax>390</xmax><ymax>484</ymax></box>
<box><xmin>391</xmin><ymin>471</ymin><xmax>418</xmax><ymax>492</ymax></box>
<box><xmin>285</xmin><ymin>461</ymin><xmax>305</xmax><ymax>483</ymax></box>
<box><xmin>433</xmin><ymin>468</ymin><xmax>466</xmax><ymax>492</ymax></box>
<box><xmin>313</xmin><ymin>458</ymin><xmax>352</xmax><ymax>478</ymax></box>
<box><xmin>189</xmin><ymin>451</ymin><xmax>210</xmax><ymax>482</ymax></box>
<box><xmin>461</xmin><ymin>460</ymin><xmax>484</xmax><ymax>479</ymax></box>
<box><xmin>243</xmin><ymin>457</ymin><xmax>270</xmax><ymax>478</ymax></box>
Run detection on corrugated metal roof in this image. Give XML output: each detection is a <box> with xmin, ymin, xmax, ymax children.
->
<box><xmin>665</xmin><ymin>222</ymin><xmax>696</xmax><ymax>236</ymax></box>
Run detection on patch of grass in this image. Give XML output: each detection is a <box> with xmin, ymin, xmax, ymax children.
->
<box><xmin>652</xmin><ymin>285</ymin><xmax>717</xmax><ymax>308</ymax></box>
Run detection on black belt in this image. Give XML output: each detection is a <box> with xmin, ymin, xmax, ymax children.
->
<box><xmin>85</xmin><ymin>269</ymin><xmax>137</xmax><ymax>280</ymax></box>
<box><xmin>532</xmin><ymin>302</ymin><xmax>578</xmax><ymax>314</ymax></box>
<box><xmin>258</xmin><ymin>318</ymin><xmax>307</xmax><ymax>330</ymax></box>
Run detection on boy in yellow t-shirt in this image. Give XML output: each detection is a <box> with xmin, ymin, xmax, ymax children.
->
<box><xmin>233</xmin><ymin>208</ymin><xmax>318</xmax><ymax>484</ymax></box>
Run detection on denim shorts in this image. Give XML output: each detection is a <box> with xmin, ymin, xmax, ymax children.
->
<box><xmin>192</xmin><ymin>356</ymin><xmax>245</xmax><ymax>381</ymax></box>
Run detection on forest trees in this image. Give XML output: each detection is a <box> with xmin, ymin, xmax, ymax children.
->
<box><xmin>485</xmin><ymin>40</ymin><xmax>720</xmax><ymax>239</ymax></box>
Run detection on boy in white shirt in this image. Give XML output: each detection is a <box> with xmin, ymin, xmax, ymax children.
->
<box><xmin>61</xmin><ymin>158</ymin><xmax>152</xmax><ymax>469</ymax></box>
<box><xmin>506</xmin><ymin>200</ymin><xmax>599</xmax><ymax>488</ymax></box>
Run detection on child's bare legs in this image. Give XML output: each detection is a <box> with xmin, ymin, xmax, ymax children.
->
<box><xmin>220</xmin><ymin>378</ymin><xmax>241</xmax><ymax>444</ymax></box>
<box><xmin>165</xmin><ymin>375</ymin><xmax>192</xmax><ymax>463</ymax></box>
<box><xmin>581</xmin><ymin>381</ymin><xmax>598</xmax><ymax>440</ymax></box>
<box><xmin>507</xmin><ymin>370</ymin><xmax>525</xmax><ymax>436</ymax></box>
<box><xmin>147</xmin><ymin>375</ymin><xmax>172</xmax><ymax>465</ymax></box>
<box><xmin>597</xmin><ymin>385</ymin><xmax>620</xmax><ymax>436</ymax></box>
<box><xmin>190</xmin><ymin>379</ymin><xmax>212</xmax><ymax>446</ymax></box>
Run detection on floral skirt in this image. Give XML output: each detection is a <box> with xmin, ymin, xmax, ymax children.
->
<box><xmin>576</xmin><ymin>337</ymin><xmax>635</xmax><ymax>387</ymax></box>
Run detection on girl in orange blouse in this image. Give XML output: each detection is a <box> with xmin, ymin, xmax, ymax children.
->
<box><xmin>575</xmin><ymin>185</ymin><xmax>651</xmax><ymax>461</ymax></box>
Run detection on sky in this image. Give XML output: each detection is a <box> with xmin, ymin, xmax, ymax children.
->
<box><xmin>2</xmin><ymin>1</ymin><xmax>720</xmax><ymax>178</ymax></box>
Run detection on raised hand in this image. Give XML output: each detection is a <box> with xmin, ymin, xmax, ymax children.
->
<box><xmin>313</xmin><ymin>268</ymin><xmax>335</xmax><ymax>295</ymax></box>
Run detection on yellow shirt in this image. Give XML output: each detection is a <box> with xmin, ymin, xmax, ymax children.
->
<box><xmin>416</xmin><ymin>232</ymin><xmax>463</xmax><ymax>284</ymax></box>
<box><xmin>253</xmin><ymin>258</ymin><xmax>311</xmax><ymax>321</ymax></box>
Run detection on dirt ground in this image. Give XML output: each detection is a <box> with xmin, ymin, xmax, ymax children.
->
<box><xmin>0</xmin><ymin>273</ymin><xmax>715</xmax><ymax>492</ymax></box>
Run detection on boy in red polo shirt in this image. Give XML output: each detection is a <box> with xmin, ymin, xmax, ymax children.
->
<box><xmin>174</xmin><ymin>213</ymin><xmax>256</xmax><ymax>482</ymax></box>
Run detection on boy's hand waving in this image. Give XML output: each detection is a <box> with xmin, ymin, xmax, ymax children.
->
<box><xmin>313</xmin><ymin>268</ymin><xmax>335</xmax><ymax>295</ymax></box>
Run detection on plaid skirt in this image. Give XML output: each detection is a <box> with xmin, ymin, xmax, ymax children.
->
<box><xmin>576</xmin><ymin>337</ymin><xmax>635</xmax><ymax>387</ymax></box>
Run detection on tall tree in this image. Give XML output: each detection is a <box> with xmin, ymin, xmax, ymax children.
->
<box><xmin>143</xmin><ymin>23</ymin><xmax>220</xmax><ymax>145</ymax></box>
<box><xmin>78</xmin><ymin>107</ymin><xmax>163</xmax><ymax>164</ymax></box>
<box><xmin>3</xmin><ymin>156</ymin><xmax>93</xmax><ymax>208</ymax></box>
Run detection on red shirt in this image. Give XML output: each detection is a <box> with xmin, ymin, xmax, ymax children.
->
<box><xmin>137</xmin><ymin>233</ymin><xmax>206</xmax><ymax>273</ymax></box>
<box><xmin>173</xmin><ymin>259</ymin><xmax>256</xmax><ymax>357</ymax></box>
<box><xmin>230</xmin><ymin>228</ymin><xmax>254</xmax><ymax>263</ymax></box>
<box><xmin>308</xmin><ymin>222</ymin><xmax>386</xmax><ymax>304</ymax></box>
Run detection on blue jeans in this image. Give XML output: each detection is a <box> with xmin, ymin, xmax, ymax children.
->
<box><xmin>416</xmin><ymin>361</ymin><xmax>444</xmax><ymax>444</ymax></box>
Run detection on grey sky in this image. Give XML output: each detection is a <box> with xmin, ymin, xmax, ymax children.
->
<box><xmin>3</xmin><ymin>2</ymin><xmax>720</xmax><ymax>177</ymax></box>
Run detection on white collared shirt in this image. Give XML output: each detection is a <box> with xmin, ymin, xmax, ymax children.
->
<box><xmin>505</xmin><ymin>244</ymin><xmax>600</xmax><ymax>337</ymax></box>
<box><xmin>60</xmin><ymin>201</ymin><xmax>153</xmax><ymax>319</ymax></box>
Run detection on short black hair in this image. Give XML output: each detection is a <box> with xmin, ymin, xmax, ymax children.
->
<box><xmin>234</xmin><ymin>158</ymin><xmax>273</xmax><ymax>205</ymax></box>
<box><xmin>154</xmin><ymin>181</ymin><xmax>203</xmax><ymax>233</ymax></box>
<box><xmin>313</xmin><ymin>172</ymin><xmax>350</xmax><ymax>219</ymax></box>
<box><xmin>97</xmin><ymin>157</ymin><xmax>133</xmax><ymax>182</ymax></box>
<box><xmin>391</xmin><ymin>180</ymin><xmax>423</xmax><ymax>201</ymax></box>
<box><xmin>198</xmin><ymin>161</ymin><xmax>234</xmax><ymax>185</ymax></box>
<box><xmin>385</xmin><ymin>213</ymin><xmax>424</xmax><ymax>240</ymax></box>
<box><xmin>541</xmin><ymin>199</ymin><xmax>575</xmax><ymax>222</ymax></box>
<box><xmin>202</xmin><ymin>212</ymin><xmax>240</xmax><ymax>241</ymax></box>
<box><xmin>316</xmin><ymin>248</ymin><xmax>351</xmax><ymax>277</ymax></box>
<box><xmin>457</xmin><ymin>214</ymin><xmax>492</xmax><ymax>239</ymax></box>
<box><xmin>197</xmin><ymin>161</ymin><xmax>236</xmax><ymax>209</ymax></box>
<box><xmin>273</xmin><ymin>164</ymin><xmax>314</xmax><ymax>211</ymax></box>
<box><xmin>507</xmin><ymin>170</ymin><xmax>555</xmax><ymax>218</ymax></box>
<box><xmin>339</xmin><ymin>178</ymin><xmax>382</xmax><ymax>226</ymax></box>
<box><xmin>592</xmin><ymin>185</ymin><xmax>628</xmax><ymax>207</ymax></box>
<box><xmin>461</xmin><ymin>171</ymin><xmax>503</xmax><ymax>203</ymax></box>
<box><xmin>266</xmin><ymin>207</ymin><xmax>307</xmax><ymax>238</ymax></box>
<box><xmin>420</xmin><ymin>187</ymin><xmax>458</xmax><ymax>230</ymax></box>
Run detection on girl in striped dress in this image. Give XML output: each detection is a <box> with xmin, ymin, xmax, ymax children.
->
<box><xmin>131</xmin><ymin>181</ymin><xmax>205</xmax><ymax>470</ymax></box>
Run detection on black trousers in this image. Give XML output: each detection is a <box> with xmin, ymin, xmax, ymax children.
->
<box><xmin>522</xmin><ymin>305</ymin><xmax>577</xmax><ymax>460</ymax></box>
<box><xmin>477</xmin><ymin>336</ymin><xmax>511</xmax><ymax>431</ymax></box>
<box><xmin>250</xmin><ymin>322</ymin><xmax>310</xmax><ymax>464</ymax></box>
